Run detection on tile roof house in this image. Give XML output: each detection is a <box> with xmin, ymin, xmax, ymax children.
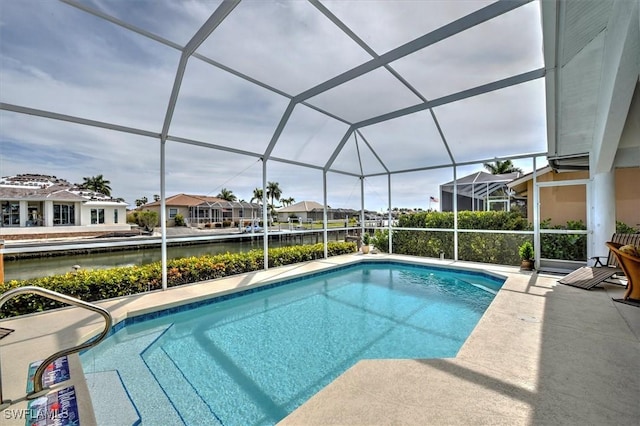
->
<box><xmin>0</xmin><ymin>174</ymin><xmax>130</xmax><ymax>238</ymax></box>
<box><xmin>276</xmin><ymin>201</ymin><xmax>359</xmax><ymax>223</ymax></box>
<box><xmin>141</xmin><ymin>194</ymin><xmax>262</xmax><ymax>227</ymax></box>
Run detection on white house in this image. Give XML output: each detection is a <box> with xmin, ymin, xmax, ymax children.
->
<box><xmin>0</xmin><ymin>174</ymin><xmax>130</xmax><ymax>239</ymax></box>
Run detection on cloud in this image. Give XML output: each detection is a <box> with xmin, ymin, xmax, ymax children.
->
<box><xmin>0</xmin><ymin>0</ymin><xmax>547</xmax><ymax>210</ymax></box>
<box><xmin>196</xmin><ymin>0</ymin><xmax>373</xmax><ymax>95</ymax></box>
<box><xmin>388</xmin><ymin>1</ymin><xmax>544</xmax><ymax>101</ymax></box>
<box><xmin>322</xmin><ymin>0</ymin><xmax>494</xmax><ymax>54</ymax></box>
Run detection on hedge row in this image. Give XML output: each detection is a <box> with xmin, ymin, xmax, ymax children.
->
<box><xmin>0</xmin><ymin>241</ymin><xmax>356</xmax><ymax>319</ymax></box>
<box><xmin>372</xmin><ymin>211</ymin><xmax>598</xmax><ymax>265</ymax></box>
<box><xmin>375</xmin><ymin>211</ymin><xmax>531</xmax><ymax>265</ymax></box>
<box><xmin>398</xmin><ymin>210</ymin><xmax>530</xmax><ymax>230</ymax></box>
<box><xmin>373</xmin><ymin>228</ymin><xmax>530</xmax><ymax>265</ymax></box>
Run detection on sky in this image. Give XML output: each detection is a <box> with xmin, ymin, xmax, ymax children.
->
<box><xmin>0</xmin><ymin>0</ymin><xmax>548</xmax><ymax>211</ymax></box>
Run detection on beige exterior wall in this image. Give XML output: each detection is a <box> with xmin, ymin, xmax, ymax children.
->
<box><xmin>141</xmin><ymin>205</ymin><xmax>190</xmax><ymax>227</ymax></box>
<box><xmin>167</xmin><ymin>206</ymin><xmax>191</xmax><ymax>226</ymax></box>
<box><xmin>615</xmin><ymin>167</ymin><xmax>640</xmax><ymax>228</ymax></box>
<box><xmin>525</xmin><ymin>167</ymin><xmax>639</xmax><ymax>227</ymax></box>
<box><xmin>529</xmin><ymin>170</ymin><xmax>589</xmax><ymax>226</ymax></box>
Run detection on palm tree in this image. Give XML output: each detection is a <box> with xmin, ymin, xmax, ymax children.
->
<box><xmin>217</xmin><ymin>188</ymin><xmax>237</xmax><ymax>201</ymax></box>
<box><xmin>281</xmin><ymin>197</ymin><xmax>295</xmax><ymax>207</ymax></box>
<box><xmin>483</xmin><ymin>161</ymin><xmax>523</xmax><ymax>201</ymax></box>
<box><xmin>266</xmin><ymin>181</ymin><xmax>282</xmax><ymax>207</ymax></box>
<box><xmin>80</xmin><ymin>174</ymin><xmax>112</xmax><ymax>196</ymax></box>
<box><xmin>135</xmin><ymin>196</ymin><xmax>148</xmax><ymax>208</ymax></box>
<box><xmin>483</xmin><ymin>160</ymin><xmax>523</xmax><ymax>175</ymax></box>
<box><xmin>250</xmin><ymin>188</ymin><xmax>264</xmax><ymax>204</ymax></box>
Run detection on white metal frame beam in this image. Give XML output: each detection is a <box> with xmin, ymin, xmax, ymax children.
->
<box><xmin>354</xmin><ymin>68</ymin><xmax>545</xmax><ymax>129</ymax></box>
<box><xmin>157</xmin><ymin>0</ymin><xmax>240</xmax><ymax>290</ymax></box>
<box><xmin>295</xmin><ymin>0</ymin><xmax>532</xmax><ymax>103</ymax></box>
<box><xmin>309</xmin><ymin>0</ymin><xmax>456</xmax><ymax>167</ymax></box>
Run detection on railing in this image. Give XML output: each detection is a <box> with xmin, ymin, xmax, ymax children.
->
<box><xmin>0</xmin><ymin>286</ymin><xmax>112</xmax><ymax>407</ymax></box>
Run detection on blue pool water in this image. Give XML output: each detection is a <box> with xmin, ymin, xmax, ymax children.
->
<box><xmin>81</xmin><ymin>262</ymin><xmax>503</xmax><ymax>425</ymax></box>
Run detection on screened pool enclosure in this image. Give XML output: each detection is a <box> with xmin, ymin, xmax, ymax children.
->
<box><xmin>2</xmin><ymin>0</ymin><xmax>638</xmax><ymax>288</ymax></box>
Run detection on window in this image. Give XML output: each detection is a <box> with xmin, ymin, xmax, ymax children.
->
<box><xmin>114</xmin><ymin>209</ymin><xmax>118</xmax><ymax>224</ymax></box>
<box><xmin>27</xmin><ymin>202</ymin><xmax>42</xmax><ymax>226</ymax></box>
<box><xmin>53</xmin><ymin>203</ymin><xmax>75</xmax><ymax>225</ymax></box>
<box><xmin>1</xmin><ymin>201</ymin><xmax>20</xmax><ymax>227</ymax></box>
<box><xmin>169</xmin><ymin>208</ymin><xmax>178</xmax><ymax>218</ymax></box>
<box><xmin>91</xmin><ymin>208</ymin><xmax>105</xmax><ymax>224</ymax></box>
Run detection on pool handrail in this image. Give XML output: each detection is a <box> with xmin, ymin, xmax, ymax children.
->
<box><xmin>0</xmin><ymin>286</ymin><xmax>112</xmax><ymax>406</ymax></box>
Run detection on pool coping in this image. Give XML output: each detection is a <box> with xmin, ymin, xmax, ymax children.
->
<box><xmin>1</xmin><ymin>253</ymin><xmax>638</xmax><ymax>425</ymax></box>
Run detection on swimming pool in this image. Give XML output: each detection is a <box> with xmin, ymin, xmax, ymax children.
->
<box><xmin>81</xmin><ymin>261</ymin><xmax>504</xmax><ymax>425</ymax></box>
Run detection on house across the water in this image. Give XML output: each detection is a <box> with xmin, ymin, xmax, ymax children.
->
<box><xmin>275</xmin><ymin>201</ymin><xmax>362</xmax><ymax>223</ymax></box>
<box><xmin>141</xmin><ymin>194</ymin><xmax>262</xmax><ymax>228</ymax></box>
<box><xmin>0</xmin><ymin>174</ymin><xmax>130</xmax><ymax>239</ymax></box>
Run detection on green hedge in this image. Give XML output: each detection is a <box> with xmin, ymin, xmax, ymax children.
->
<box><xmin>376</xmin><ymin>211</ymin><xmax>531</xmax><ymax>264</ymax></box>
<box><xmin>372</xmin><ymin>211</ymin><xmax>601</xmax><ymax>265</ymax></box>
<box><xmin>376</xmin><ymin>212</ymin><xmax>637</xmax><ymax>264</ymax></box>
<box><xmin>539</xmin><ymin>219</ymin><xmax>587</xmax><ymax>261</ymax></box>
<box><xmin>0</xmin><ymin>241</ymin><xmax>356</xmax><ymax>319</ymax></box>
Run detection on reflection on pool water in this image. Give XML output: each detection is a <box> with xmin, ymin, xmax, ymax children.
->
<box><xmin>81</xmin><ymin>262</ymin><xmax>504</xmax><ymax>426</ymax></box>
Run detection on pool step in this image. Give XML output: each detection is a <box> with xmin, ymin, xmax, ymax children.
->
<box><xmin>85</xmin><ymin>370</ymin><xmax>140</xmax><ymax>426</ymax></box>
<box><xmin>143</xmin><ymin>345</ymin><xmax>222</xmax><ymax>425</ymax></box>
<box><xmin>81</xmin><ymin>324</ymin><xmax>184</xmax><ymax>425</ymax></box>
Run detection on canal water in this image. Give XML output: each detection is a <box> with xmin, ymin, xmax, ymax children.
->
<box><xmin>4</xmin><ymin>234</ymin><xmax>337</xmax><ymax>281</ymax></box>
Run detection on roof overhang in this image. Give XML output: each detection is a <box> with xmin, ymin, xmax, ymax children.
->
<box><xmin>541</xmin><ymin>0</ymin><xmax>640</xmax><ymax>173</ymax></box>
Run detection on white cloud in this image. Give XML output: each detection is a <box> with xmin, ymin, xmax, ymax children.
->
<box><xmin>0</xmin><ymin>0</ymin><xmax>547</xmax><ymax>210</ymax></box>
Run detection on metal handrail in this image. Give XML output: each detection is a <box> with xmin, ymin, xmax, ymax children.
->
<box><xmin>0</xmin><ymin>286</ymin><xmax>112</xmax><ymax>405</ymax></box>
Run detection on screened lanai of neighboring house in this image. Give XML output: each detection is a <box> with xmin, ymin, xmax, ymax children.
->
<box><xmin>439</xmin><ymin>171</ymin><xmax>522</xmax><ymax>213</ymax></box>
<box><xmin>1</xmin><ymin>0</ymin><xmax>638</xmax><ymax>288</ymax></box>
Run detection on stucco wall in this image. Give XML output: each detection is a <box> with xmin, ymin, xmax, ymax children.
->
<box><xmin>531</xmin><ymin>170</ymin><xmax>588</xmax><ymax>225</ymax></box>
<box><xmin>526</xmin><ymin>167</ymin><xmax>639</xmax><ymax>227</ymax></box>
<box><xmin>80</xmin><ymin>205</ymin><xmax>127</xmax><ymax>226</ymax></box>
<box><xmin>615</xmin><ymin>167</ymin><xmax>640</xmax><ymax>228</ymax></box>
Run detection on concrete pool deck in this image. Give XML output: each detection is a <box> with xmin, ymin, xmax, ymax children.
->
<box><xmin>1</xmin><ymin>253</ymin><xmax>638</xmax><ymax>425</ymax></box>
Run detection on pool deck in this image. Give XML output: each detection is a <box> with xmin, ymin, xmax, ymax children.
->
<box><xmin>1</xmin><ymin>253</ymin><xmax>638</xmax><ymax>425</ymax></box>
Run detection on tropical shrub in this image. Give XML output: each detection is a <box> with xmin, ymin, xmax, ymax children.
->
<box><xmin>0</xmin><ymin>242</ymin><xmax>356</xmax><ymax>318</ymax></box>
<box><xmin>617</xmin><ymin>221</ymin><xmax>639</xmax><ymax>234</ymax></box>
<box><xmin>137</xmin><ymin>210</ymin><xmax>159</xmax><ymax>231</ymax></box>
<box><xmin>539</xmin><ymin>219</ymin><xmax>587</xmax><ymax>261</ymax></box>
<box><xmin>371</xmin><ymin>229</ymin><xmax>389</xmax><ymax>252</ymax></box>
<box><xmin>126</xmin><ymin>211</ymin><xmax>138</xmax><ymax>224</ymax></box>
<box><xmin>173</xmin><ymin>213</ymin><xmax>185</xmax><ymax>227</ymax></box>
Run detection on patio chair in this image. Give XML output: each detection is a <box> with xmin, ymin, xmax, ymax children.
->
<box><xmin>606</xmin><ymin>242</ymin><xmax>640</xmax><ymax>301</ymax></box>
<box><xmin>558</xmin><ymin>233</ymin><xmax>640</xmax><ymax>290</ymax></box>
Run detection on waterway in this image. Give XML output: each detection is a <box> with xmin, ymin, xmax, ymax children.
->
<box><xmin>4</xmin><ymin>234</ymin><xmax>335</xmax><ymax>281</ymax></box>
